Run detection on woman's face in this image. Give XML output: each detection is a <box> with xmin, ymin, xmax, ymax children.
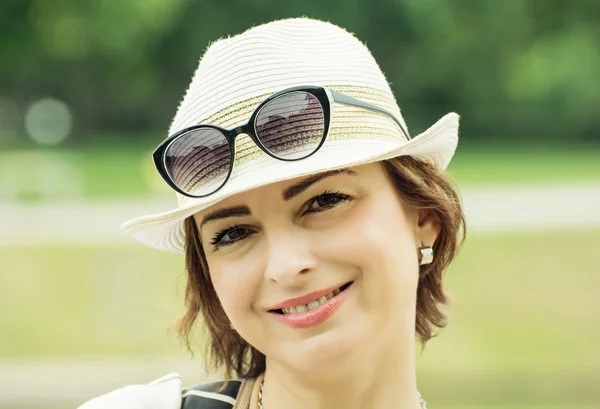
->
<box><xmin>193</xmin><ymin>162</ymin><xmax>439</xmax><ymax>374</ymax></box>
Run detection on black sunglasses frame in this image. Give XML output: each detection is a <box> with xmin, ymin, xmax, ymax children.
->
<box><xmin>153</xmin><ymin>85</ymin><xmax>410</xmax><ymax>198</ymax></box>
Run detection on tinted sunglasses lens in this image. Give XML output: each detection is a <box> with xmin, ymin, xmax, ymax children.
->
<box><xmin>255</xmin><ymin>91</ymin><xmax>325</xmax><ymax>160</ymax></box>
<box><xmin>164</xmin><ymin>128</ymin><xmax>231</xmax><ymax>196</ymax></box>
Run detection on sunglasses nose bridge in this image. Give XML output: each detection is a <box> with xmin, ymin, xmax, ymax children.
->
<box><xmin>233</xmin><ymin>123</ymin><xmax>252</xmax><ymax>138</ymax></box>
<box><xmin>229</xmin><ymin>127</ymin><xmax>255</xmax><ymax>162</ymax></box>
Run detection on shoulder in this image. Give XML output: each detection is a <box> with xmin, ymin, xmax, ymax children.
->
<box><xmin>77</xmin><ymin>373</ymin><xmax>251</xmax><ymax>409</ymax></box>
<box><xmin>77</xmin><ymin>373</ymin><xmax>182</xmax><ymax>409</ymax></box>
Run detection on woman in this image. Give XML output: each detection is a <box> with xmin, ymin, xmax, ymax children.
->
<box><xmin>80</xmin><ymin>17</ymin><xmax>465</xmax><ymax>409</ymax></box>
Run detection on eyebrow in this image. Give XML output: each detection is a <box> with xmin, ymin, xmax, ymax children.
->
<box><xmin>200</xmin><ymin>168</ymin><xmax>355</xmax><ymax>228</ymax></box>
<box><xmin>282</xmin><ymin>168</ymin><xmax>355</xmax><ymax>201</ymax></box>
<box><xmin>200</xmin><ymin>205</ymin><xmax>251</xmax><ymax>229</ymax></box>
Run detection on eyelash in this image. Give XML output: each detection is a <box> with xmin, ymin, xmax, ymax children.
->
<box><xmin>209</xmin><ymin>191</ymin><xmax>352</xmax><ymax>249</ymax></box>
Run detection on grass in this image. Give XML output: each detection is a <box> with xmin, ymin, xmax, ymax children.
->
<box><xmin>419</xmin><ymin>228</ymin><xmax>600</xmax><ymax>372</ymax></box>
<box><xmin>1</xmin><ymin>229</ymin><xmax>599</xmax><ymax>407</ymax></box>
<box><xmin>0</xmin><ymin>244</ymin><xmax>184</xmax><ymax>356</ymax></box>
<box><xmin>0</xmin><ymin>148</ymin><xmax>160</xmax><ymax>201</ymax></box>
<box><xmin>1</xmin><ymin>147</ymin><xmax>599</xmax><ymax>201</ymax></box>
<box><xmin>447</xmin><ymin>148</ymin><xmax>600</xmax><ymax>186</ymax></box>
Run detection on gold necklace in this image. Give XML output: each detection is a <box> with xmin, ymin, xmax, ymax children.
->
<box><xmin>257</xmin><ymin>379</ymin><xmax>428</xmax><ymax>408</ymax></box>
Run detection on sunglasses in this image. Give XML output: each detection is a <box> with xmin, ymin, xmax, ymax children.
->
<box><xmin>153</xmin><ymin>85</ymin><xmax>409</xmax><ymax>198</ymax></box>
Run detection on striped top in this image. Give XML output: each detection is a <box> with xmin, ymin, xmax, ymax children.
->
<box><xmin>181</xmin><ymin>378</ymin><xmax>256</xmax><ymax>409</ymax></box>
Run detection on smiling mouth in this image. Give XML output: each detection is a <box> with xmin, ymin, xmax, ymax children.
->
<box><xmin>270</xmin><ymin>281</ymin><xmax>354</xmax><ymax>315</ymax></box>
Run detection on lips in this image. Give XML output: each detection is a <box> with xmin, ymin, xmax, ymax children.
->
<box><xmin>270</xmin><ymin>282</ymin><xmax>353</xmax><ymax>314</ymax></box>
<box><xmin>268</xmin><ymin>281</ymin><xmax>353</xmax><ymax>313</ymax></box>
<box><xmin>269</xmin><ymin>281</ymin><xmax>354</xmax><ymax>329</ymax></box>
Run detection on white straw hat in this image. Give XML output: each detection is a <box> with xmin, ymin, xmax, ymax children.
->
<box><xmin>122</xmin><ymin>17</ymin><xmax>460</xmax><ymax>253</ymax></box>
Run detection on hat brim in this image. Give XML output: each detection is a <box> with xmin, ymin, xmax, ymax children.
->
<box><xmin>122</xmin><ymin>112</ymin><xmax>459</xmax><ymax>253</ymax></box>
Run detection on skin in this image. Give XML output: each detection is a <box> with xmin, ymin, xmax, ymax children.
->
<box><xmin>193</xmin><ymin>162</ymin><xmax>440</xmax><ymax>409</ymax></box>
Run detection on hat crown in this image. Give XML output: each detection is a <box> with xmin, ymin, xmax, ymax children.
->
<box><xmin>168</xmin><ymin>18</ymin><xmax>403</xmax><ymax>136</ymax></box>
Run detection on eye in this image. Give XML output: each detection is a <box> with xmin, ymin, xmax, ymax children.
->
<box><xmin>304</xmin><ymin>191</ymin><xmax>352</xmax><ymax>214</ymax></box>
<box><xmin>210</xmin><ymin>225</ymin><xmax>255</xmax><ymax>248</ymax></box>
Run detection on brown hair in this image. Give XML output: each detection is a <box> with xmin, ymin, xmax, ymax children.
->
<box><xmin>177</xmin><ymin>156</ymin><xmax>466</xmax><ymax>381</ymax></box>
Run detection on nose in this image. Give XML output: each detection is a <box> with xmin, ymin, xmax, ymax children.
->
<box><xmin>263</xmin><ymin>228</ymin><xmax>317</xmax><ymax>287</ymax></box>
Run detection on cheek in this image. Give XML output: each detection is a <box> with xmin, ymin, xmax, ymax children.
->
<box><xmin>327</xmin><ymin>199</ymin><xmax>417</xmax><ymax>267</ymax></box>
<box><xmin>207</xmin><ymin>258</ymin><xmax>261</xmax><ymax>324</ymax></box>
<box><xmin>319</xmin><ymin>200</ymin><xmax>419</xmax><ymax>308</ymax></box>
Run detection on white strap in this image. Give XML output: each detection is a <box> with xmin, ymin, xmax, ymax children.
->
<box><xmin>183</xmin><ymin>389</ymin><xmax>237</xmax><ymax>406</ymax></box>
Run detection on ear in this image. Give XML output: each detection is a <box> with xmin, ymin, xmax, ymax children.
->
<box><xmin>415</xmin><ymin>209</ymin><xmax>441</xmax><ymax>248</ymax></box>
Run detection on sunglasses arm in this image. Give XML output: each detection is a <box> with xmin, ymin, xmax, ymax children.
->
<box><xmin>329</xmin><ymin>89</ymin><xmax>411</xmax><ymax>140</ymax></box>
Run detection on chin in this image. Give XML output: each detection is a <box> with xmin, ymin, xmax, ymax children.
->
<box><xmin>288</xmin><ymin>313</ymin><xmax>373</xmax><ymax>375</ymax></box>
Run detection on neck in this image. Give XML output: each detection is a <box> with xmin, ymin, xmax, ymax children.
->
<box><xmin>261</xmin><ymin>332</ymin><xmax>422</xmax><ymax>409</ymax></box>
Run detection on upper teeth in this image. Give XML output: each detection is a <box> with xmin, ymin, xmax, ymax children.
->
<box><xmin>282</xmin><ymin>288</ymin><xmax>341</xmax><ymax>314</ymax></box>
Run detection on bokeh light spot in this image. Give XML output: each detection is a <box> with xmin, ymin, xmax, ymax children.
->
<box><xmin>25</xmin><ymin>98</ymin><xmax>73</xmax><ymax>146</ymax></box>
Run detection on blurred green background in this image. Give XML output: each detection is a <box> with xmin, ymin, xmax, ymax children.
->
<box><xmin>1</xmin><ymin>1</ymin><xmax>599</xmax><ymax>408</ymax></box>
